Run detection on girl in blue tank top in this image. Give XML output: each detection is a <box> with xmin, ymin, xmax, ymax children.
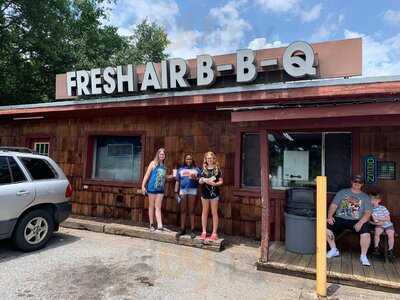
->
<box><xmin>142</xmin><ymin>148</ymin><xmax>169</xmax><ymax>231</ymax></box>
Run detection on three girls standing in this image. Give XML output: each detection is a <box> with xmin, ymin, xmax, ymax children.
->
<box><xmin>142</xmin><ymin>149</ymin><xmax>223</xmax><ymax>241</ymax></box>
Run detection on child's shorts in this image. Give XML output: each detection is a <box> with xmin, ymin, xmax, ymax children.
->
<box><xmin>179</xmin><ymin>188</ymin><xmax>198</xmax><ymax>196</ymax></box>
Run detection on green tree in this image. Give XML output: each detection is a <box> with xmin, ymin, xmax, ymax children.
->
<box><xmin>114</xmin><ymin>19</ymin><xmax>169</xmax><ymax>66</ymax></box>
<box><xmin>0</xmin><ymin>1</ymin><xmax>169</xmax><ymax>105</ymax></box>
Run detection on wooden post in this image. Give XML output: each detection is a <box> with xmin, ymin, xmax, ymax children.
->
<box><xmin>260</xmin><ymin>130</ymin><xmax>270</xmax><ymax>262</ymax></box>
<box><xmin>316</xmin><ymin>176</ymin><xmax>327</xmax><ymax>297</ymax></box>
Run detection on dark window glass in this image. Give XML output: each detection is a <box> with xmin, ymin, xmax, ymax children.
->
<box><xmin>20</xmin><ymin>157</ymin><xmax>57</xmax><ymax>180</ymax></box>
<box><xmin>9</xmin><ymin>157</ymin><xmax>27</xmax><ymax>183</ymax></box>
<box><xmin>325</xmin><ymin>133</ymin><xmax>352</xmax><ymax>192</ymax></box>
<box><xmin>241</xmin><ymin>133</ymin><xmax>261</xmax><ymax>187</ymax></box>
<box><xmin>92</xmin><ymin>136</ymin><xmax>142</xmax><ymax>182</ymax></box>
<box><xmin>0</xmin><ymin>156</ymin><xmax>12</xmax><ymax>184</ymax></box>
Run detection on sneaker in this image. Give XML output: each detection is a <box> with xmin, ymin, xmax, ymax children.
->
<box><xmin>189</xmin><ymin>229</ymin><xmax>196</xmax><ymax>239</ymax></box>
<box><xmin>327</xmin><ymin>248</ymin><xmax>340</xmax><ymax>259</ymax></box>
<box><xmin>360</xmin><ymin>255</ymin><xmax>371</xmax><ymax>266</ymax></box>
<box><xmin>372</xmin><ymin>247</ymin><xmax>381</xmax><ymax>256</ymax></box>
<box><xmin>175</xmin><ymin>228</ymin><xmax>186</xmax><ymax>238</ymax></box>
<box><xmin>388</xmin><ymin>249</ymin><xmax>396</xmax><ymax>262</ymax></box>
<box><xmin>149</xmin><ymin>224</ymin><xmax>156</xmax><ymax>231</ymax></box>
<box><xmin>199</xmin><ymin>232</ymin><xmax>207</xmax><ymax>240</ymax></box>
<box><xmin>157</xmin><ymin>226</ymin><xmax>164</xmax><ymax>231</ymax></box>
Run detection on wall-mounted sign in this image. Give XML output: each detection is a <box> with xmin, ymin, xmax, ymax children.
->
<box><xmin>377</xmin><ymin>161</ymin><xmax>396</xmax><ymax>180</ymax></box>
<box><xmin>65</xmin><ymin>41</ymin><xmax>317</xmax><ymax>97</ymax></box>
<box><xmin>364</xmin><ymin>155</ymin><xmax>377</xmax><ymax>184</ymax></box>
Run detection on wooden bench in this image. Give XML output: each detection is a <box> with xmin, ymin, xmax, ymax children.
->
<box><xmin>336</xmin><ymin>228</ymin><xmax>398</xmax><ymax>262</ymax></box>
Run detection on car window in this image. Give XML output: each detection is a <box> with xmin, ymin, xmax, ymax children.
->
<box><xmin>19</xmin><ymin>157</ymin><xmax>57</xmax><ymax>180</ymax></box>
<box><xmin>0</xmin><ymin>156</ymin><xmax>12</xmax><ymax>184</ymax></box>
<box><xmin>8</xmin><ymin>157</ymin><xmax>27</xmax><ymax>183</ymax></box>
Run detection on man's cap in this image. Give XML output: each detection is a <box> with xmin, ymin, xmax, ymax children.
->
<box><xmin>351</xmin><ymin>174</ymin><xmax>364</xmax><ymax>183</ymax></box>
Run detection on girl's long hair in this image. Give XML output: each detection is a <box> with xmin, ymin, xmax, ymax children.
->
<box><xmin>202</xmin><ymin>151</ymin><xmax>219</xmax><ymax>175</ymax></box>
<box><xmin>152</xmin><ymin>148</ymin><xmax>166</xmax><ymax>165</ymax></box>
<box><xmin>182</xmin><ymin>153</ymin><xmax>196</xmax><ymax>168</ymax></box>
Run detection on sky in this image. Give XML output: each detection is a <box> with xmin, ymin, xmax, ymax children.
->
<box><xmin>105</xmin><ymin>0</ymin><xmax>400</xmax><ymax>77</ymax></box>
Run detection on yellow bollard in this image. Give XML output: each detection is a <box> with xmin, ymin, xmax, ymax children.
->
<box><xmin>316</xmin><ymin>176</ymin><xmax>327</xmax><ymax>298</ymax></box>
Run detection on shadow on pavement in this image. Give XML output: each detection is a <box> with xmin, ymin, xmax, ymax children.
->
<box><xmin>0</xmin><ymin>231</ymin><xmax>81</xmax><ymax>263</ymax></box>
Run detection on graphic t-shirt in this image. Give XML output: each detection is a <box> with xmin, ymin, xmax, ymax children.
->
<box><xmin>147</xmin><ymin>164</ymin><xmax>166</xmax><ymax>193</ymax></box>
<box><xmin>200</xmin><ymin>167</ymin><xmax>222</xmax><ymax>199</ymax></box>
<box><xmin>372</xmin><ymin>205</ymin><xmax>393</xmax><ymax>228</ymax></box>
<box><xmin>333</xmin><ymin>188</ymin><xmax>372</xmax><ymax>220</ymax></box>
<box><xmin>176</xmin><ymin>165</ymin><xmax>201</xmax><ymax>189</ymax></box>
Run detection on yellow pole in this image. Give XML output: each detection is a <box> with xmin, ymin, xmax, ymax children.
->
<box><xmin>316</xmin><ymin>176</ymin><xmax>327</xmax><ymax>297</ymax></box>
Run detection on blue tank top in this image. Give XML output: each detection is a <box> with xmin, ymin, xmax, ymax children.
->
<box><xmin>147</xmin><ymin>163</ymin><xmax>167</xmax><ymax>193</ymax></box>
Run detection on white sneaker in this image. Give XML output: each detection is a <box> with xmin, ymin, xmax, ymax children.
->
<box><xmin>327</xmin><ymin>248</ymin><xmax>340</xmax><ymax>258</ymax></box>
<box><xmin>360</xmin><ymin>255</ymin><xmax>370</xmax><ymax>266</ymax></box>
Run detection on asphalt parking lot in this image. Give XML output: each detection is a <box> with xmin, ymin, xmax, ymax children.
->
<box><xmin>0</xmin><ymin>228</ymin><xmax>399</xmax><ymax>300</ymax></box>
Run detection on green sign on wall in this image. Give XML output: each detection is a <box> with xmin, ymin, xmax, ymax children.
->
<box><xmin>364</xmin><ymin>155</ymin><xmax>377</xmax><ymax>184</ymax></box>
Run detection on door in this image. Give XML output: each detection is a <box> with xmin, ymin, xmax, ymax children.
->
<box><xmin>0</xmin><ymin>156</ymin><xmax>35</xmax><ymax>232</ymax></box>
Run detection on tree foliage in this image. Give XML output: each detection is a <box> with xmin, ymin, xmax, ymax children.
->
<box><xmin>0</xmin><ymin>1</ymin><xmax>169</xmax><ymax>105</ymax></box>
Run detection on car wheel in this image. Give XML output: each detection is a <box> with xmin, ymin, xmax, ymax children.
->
<box><xmin>13</xmin><ymin>209</ymin><xmax>54</xmax><ymax>252</ymax></box>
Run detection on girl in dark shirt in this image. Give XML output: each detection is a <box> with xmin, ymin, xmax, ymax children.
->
<box><xmin>199</xmin><ymin>151</ymin><xmax>223</xmax><ymax>241</ymax></box>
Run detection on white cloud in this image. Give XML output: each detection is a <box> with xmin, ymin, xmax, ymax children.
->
<box><xmin>300</xmin><ymin>3</ymin><xmax>322</xmax><ymax>23</ymax></box>
<box><xmin>248</xmin><ymin>37</ymin><xmax>284</xmax><ymax>50</ymax></box>
<box><xmin>344</xmin><ymin>29</ymin><xmax>400</xmax><ymax>76</ymax></box>
<box><xmin>204</xmin><ymin>0</ymin><xmax>251</xmax><ymax>54</ymax></box>
<box><xmin>106</xmin><ymin>0</ymin><xmax>252</xmax><ymax>58</ymax></box>
<box><xmin>256</xmin><ymin>0</ymin><xmax>322</xmax><ymax>23</ymax></box>
<box><xmin>310</xmin><ymin>14</ymin><xmax>344</xmax><ymax>41</ymax></box>
<box><xmin>383</xmin><ymin>10</ymin><xmax>400</xmax><ymax>26</ymax></box>
<box><xmin>256</xmin><ymin>0</ymin><xmax>300</xmax><ymax>13</ymax></box>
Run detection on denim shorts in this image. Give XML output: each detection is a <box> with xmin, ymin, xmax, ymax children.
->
<box><xmin>179</xmin><ymin>188</ymin><xmax>198</xmax><ymax>196</ymax></box>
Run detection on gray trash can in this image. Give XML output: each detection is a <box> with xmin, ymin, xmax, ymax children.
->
<box><xmin>285</xmin><ymin>212</ymin><xmax>316</xmax><ymax>254</ymax></box>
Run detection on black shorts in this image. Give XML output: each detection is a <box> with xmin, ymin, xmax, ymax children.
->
<box><xmin>327</xmin><ymin>217</ymin><xmax>371</xmax><ymax>235</ymax></box>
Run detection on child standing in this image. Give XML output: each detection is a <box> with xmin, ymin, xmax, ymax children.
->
<box><xmin>370</xmin><ymin>192</ymin><xmax>396</xmax><ymax>260</ymax></box>
<box><xmin>199</xmin><ymin>151</ymin><xmax>223</xmax><ymax>241</ymax></box>
<box><xmin>175</xmin><ymin>154</ymin><xmax>201</xmax><ymax>239</ymax></box>
<box><xmin>141</xmin><ymin>148</ymin><xmax>167</xmax><ymax>231</ymax></box>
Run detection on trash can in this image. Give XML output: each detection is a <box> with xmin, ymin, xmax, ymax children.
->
<box><xmin>285</xmin><ymin>212</ymin><xmax>316</xmax><ymax>254</ymax></box>
<box><xmin>284</xmin><ymin>187</ymin><xmax>316</xmax><ymax>254</ymax></box>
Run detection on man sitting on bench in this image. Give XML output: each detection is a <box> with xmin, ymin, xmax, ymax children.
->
<box><xmin>326</xmin><ymin>175</ymin><xmax>372</xmax><ymax>266</ymax></box>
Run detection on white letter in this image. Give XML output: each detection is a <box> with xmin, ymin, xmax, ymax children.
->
<box><xmin>236</xmin><ymin>49</ymin><xmax>257</xmax><ymax>83</ymax></box>
<box><xmin>76</xmin><ymin>70</ymin><xmax>90</xmax><ymax>96</ymax></box>
<box><xmin>90</xmin><ymin>68</ymin><xmax>102</xmax><ymax>95</ymax></box>
<box><xmin>117</xmin><ymin>64</ymin><xmax>137</xmax><ymax>93</ymax></box>
<box><xmin>169</xmin><ymin>58</ymin><xmax>190</xmax><ymax>88</ymax></box>
<box><xmin>103</xmin><ymin>67</ymin><xmax>116</xmax><ymax>94</ymax></box>
<box><xmin>66</xmin><ymin>71</ymin><xmax>76</xmax><ymax>96</ymax></box>
<box><xmin>161</xmin><ymin>60</ymin><xmax>169</xmax><ymax>89</ymax></box>
<box><xmin>141</xmin><ymin>62</ymin><xmax>161</xmax><ymax>91</ymax></box>
<box><xmin>197</xmin><ymin>55</ymin><xmax>216</xmax><ymax>86</ymax></box>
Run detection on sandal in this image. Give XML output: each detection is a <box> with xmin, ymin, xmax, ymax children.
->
<box><xmin>208</xmin><ymin>233</ymin><xmax>218</xmax><ymax>241</ymax></box>
<box><xmin>199</xmin><ymin>232</ymin><xmax>207</xmax><ymax>240</ymax></box>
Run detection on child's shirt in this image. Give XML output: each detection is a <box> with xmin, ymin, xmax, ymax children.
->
<box><xmin>372</xmin><ymin>205</ymin><xmax>393</xmax><ymax>228</ymax></box>
<box><xmin>176</xmin><ymin>165</ymin><xmax>200</xmax><ymax>189</ymax></box>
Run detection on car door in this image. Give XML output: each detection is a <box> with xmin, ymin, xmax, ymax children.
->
<box><xmin>0</xmin><ymin>156</ymin><xmax>35</xmax><ymax>234</ymax></box>
<box><xmin>17</xmin><ymin>156</ymin><xmax>67</xmax><ymax>205</ymax></box>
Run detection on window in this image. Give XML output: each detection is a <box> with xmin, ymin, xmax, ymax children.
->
<box><xmin>91</xmin><ymin>136</ymin><xmax>142</xmax><ymax>182</ymax></box>
<box><xmin>0</xmin><ymin>156</ymin><xmax>12</xmax><ymax>184</ymax></box>
<box><xmin>9</xmin><ymin>157</ymin><xmax>27</xmax><ymax>183</ymax></box>
<box><xmin>241</xmin><ymin>133</ymin><xmax>260</xmax><ymax>187</ymax></box>
<box><xmin>20</xmin><ymin>157</ymin><xmax>57</xmax><ymax>180</ymax></box>
<box><xmin>34</xmin><ymin>142</ymin><xmax>50</xmax><ymax>156</ymax></box>
<box><xmin>269</xmin><ymin>132</ymin><xmax>351</xmax><ymax>192</ymax></box>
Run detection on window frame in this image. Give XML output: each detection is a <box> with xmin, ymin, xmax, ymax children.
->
<box><xmin>33</xmin><ymin>142</ymin><xmax>50</xmax><ymax>156</ymax></box>
<box><xmin>84</xmin><ymin>131</ymin><xmax>145</xmax><ymax>188</ymax></box>
<box><xmin>26</xmin><ymin>134</ymin><xmax>52</xmax><ymax>156</ymax></box>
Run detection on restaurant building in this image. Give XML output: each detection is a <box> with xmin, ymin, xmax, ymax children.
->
<box><xmin>1</xmin><ymin>38</ymin><xmax>399</xmax><ymax>259</ymax></box>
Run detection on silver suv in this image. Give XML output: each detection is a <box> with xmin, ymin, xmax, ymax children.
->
<box><xmin>0</xmin><ymin>151</ymin><xmax>72</xmax><ymax>251</ymax></box>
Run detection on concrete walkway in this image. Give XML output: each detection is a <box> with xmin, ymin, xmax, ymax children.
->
<box><xmin>1</xmin><ymin>228</ymin><xmax>399</xmax><ymax>299</ymax></box>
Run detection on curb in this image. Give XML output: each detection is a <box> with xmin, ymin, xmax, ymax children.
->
<box><xmin>61</xmin><ymin>217</ymin><xmax>224</xmax><ymax>252</ymax></box>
